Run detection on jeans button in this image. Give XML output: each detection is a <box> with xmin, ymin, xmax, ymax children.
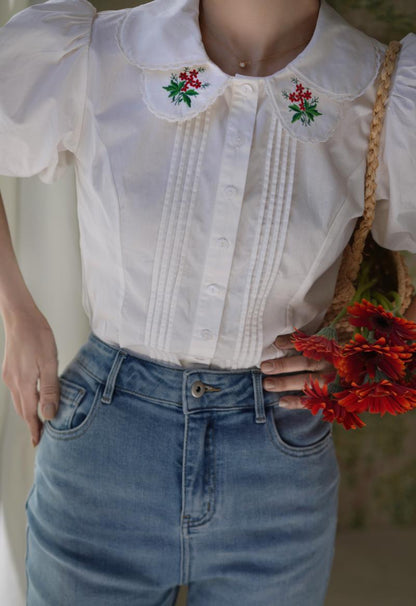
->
<box><xmin>191</xmin><ymin>381</ymin><xmax>206</xmax><ymax>398</ymax></box>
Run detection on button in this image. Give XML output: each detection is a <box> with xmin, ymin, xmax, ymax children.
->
<box><xmin>217</xmin><ymin>237</ymin><xmax>230</xmax><ymax>249</ymax></box>
<box><xmin>241</xmin><ymin>83</ymin><xmax>254</xmax><ymax>96</ymax></box>
<box><xmin>201</xmin><ymin>329</ymin><xmax>213</xmax><ymax>340</ymax></box>
<box><xmin>225</xmin><ymin>185</ymin><xmax>237</xmax><ymax>198</ymax></box>
<box><xmin>191</xmin><ymin>381</ymin><xmax>206</xmax><ymax>398</ymax></box>
<box><xmin>207</xmin><ymin>283</ymin><xmax>220</xmax><ymax>295</ymax></box>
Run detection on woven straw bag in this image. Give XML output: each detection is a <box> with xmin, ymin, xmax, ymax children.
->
<box><xmin>323</xmin><ymin>41</ymin><xmax>415</xmax><ymax>343</ymax></box>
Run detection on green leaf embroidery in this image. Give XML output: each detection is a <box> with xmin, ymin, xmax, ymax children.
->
<box><xmin>162</xmin><ymin>67</ymin><xmax>211</xmax><ymax>108</ymax></box>
<box><xmin>282</xmin><ymin>78</ymin><xmax>323</xmax><ymax>127</ymax></box>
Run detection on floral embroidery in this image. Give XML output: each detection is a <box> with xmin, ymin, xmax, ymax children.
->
<box><xmin>282</xmin><ymin>78</ymin><xmax>323</xmax><ymax>126</ymax></box>
<box><xmin>162</xmin><ymin>67</ymin><xmax>211</xmax><ymax>107</ymax></box>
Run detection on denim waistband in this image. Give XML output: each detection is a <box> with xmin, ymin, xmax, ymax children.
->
<box><xmin>71</xmin><ymin>332</ymin><xmax>282</xmax><ymax>424</ymax></box>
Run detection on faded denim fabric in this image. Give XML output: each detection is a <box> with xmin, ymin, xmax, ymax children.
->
<box><xmin>25</xmin><ymin>332</ymin><xmax>340</xmax><ymax>605</ymax></box>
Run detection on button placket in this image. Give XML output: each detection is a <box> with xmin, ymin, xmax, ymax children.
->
<box><xmin>188</xmin><ymin>81</ymin><xmax>259</xmax><ymax>358</ymax></box>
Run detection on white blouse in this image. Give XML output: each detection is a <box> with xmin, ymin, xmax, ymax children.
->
<box><xmin>0</xmin><ymin>0</ymin><xmax>415</xmax><ymax>370</ymax></box>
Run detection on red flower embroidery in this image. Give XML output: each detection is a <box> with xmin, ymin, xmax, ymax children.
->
<box><xmin>282</xmin><ymin>77</ymin><xmax>322</xmax><ymax>126</ymax></box>
<box><xmin>163</xmin><ymin>66</ymin><xmax>210</xmax><ymax>107</ymax></box>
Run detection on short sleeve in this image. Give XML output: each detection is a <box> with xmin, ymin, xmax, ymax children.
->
<box><xmin>372</xmin><ymin>33</ymin><xmax>416</xmax><ymax>253</ymax></box>
<box><xmin>0</xmin><ymin>0</ymin><xmax>96</xmax><ymax>183</ymax></box>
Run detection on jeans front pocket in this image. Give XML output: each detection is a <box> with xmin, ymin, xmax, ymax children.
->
<box><xmin>45</xmin><ymin>370</ymin><xmax>103</xmax><ymax>440</ymax></box>
<box><xmin>266</xmin><ymin>403</ymin><xmax>333</xmax><ymax>457</ymax></box>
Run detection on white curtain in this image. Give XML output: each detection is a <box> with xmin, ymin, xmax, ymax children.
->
<box><xmin>0</xmin><ymin>2</ymin><xmax>90</xmax><ymax>603</ymax></box>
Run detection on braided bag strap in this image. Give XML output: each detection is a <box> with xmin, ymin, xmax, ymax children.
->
<box><xmin>324</xmin><ymin>40</ymin><xmax>402</xmax><ymax>324</ymax></box>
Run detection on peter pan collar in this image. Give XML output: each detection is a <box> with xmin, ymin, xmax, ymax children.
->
<box><xmin>116</xmin><ymin>0</ymin><xmax>384</xmax><ymax>142</ymax></box>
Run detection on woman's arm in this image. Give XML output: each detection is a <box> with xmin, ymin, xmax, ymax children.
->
<box><xmin>0</xmin><ymin>189</ymin><xmax>60</xmax><ymax>446</ymax></box>
<box><xmin>0</xmin><ymin>190</ymin><xmax>38</xmax><ymax>319</ymax></box>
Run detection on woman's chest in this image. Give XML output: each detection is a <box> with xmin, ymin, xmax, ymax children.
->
<box><xmin>77</xmin><ymin>74</ymin><xmax>373</xmax><ymax>294</ymax></box>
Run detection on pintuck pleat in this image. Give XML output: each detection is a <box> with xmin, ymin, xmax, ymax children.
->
<box><xmin>145</xmin><ymin>109</ymin><xmax>212</xmax><ymax>352</ymax></box>
<box><xmin>233</xmin><ymin>121</ymin><xmax>297</xmax><ymax>368</ymax></box>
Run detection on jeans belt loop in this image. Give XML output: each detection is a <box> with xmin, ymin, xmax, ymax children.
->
<box><xmin>252</xmin><ymin>370</ymin><xmax>266</xmax><ymax>424</ymax></box>
<box><xmin>101</xmin><ymin>349</ymin><xmax>127</xmax><ymax>405</ymax></box>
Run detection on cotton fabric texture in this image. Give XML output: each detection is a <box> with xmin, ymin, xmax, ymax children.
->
<box><xmin>25</xmin><ymin>332</ymin><xmax>340</xmax><ymax>605</ymax></box>
<box><xmin>0</xmin><ymin>0</ymin><xmax>415</xmax><ymax>370</ymax></box>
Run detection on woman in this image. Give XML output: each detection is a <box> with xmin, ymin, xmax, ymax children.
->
<box><xmin>0</xmin><ymin>0</ymin><xmax>415</xmax><ymax>604</ymax></box>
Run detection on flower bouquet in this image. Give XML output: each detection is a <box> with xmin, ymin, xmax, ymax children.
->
<box><xmin>291</xmin><ymin>40</ymin><xmax>416</xmax><ymax>430</ymax></box>
<box><xmin>292</xmin><ymin>254</ymin><xmax>416</xmax><ymax>430</ymax></box>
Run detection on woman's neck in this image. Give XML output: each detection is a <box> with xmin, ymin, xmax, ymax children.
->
<box><xmin>199</xmin><ymin>0</ymin><xmax>321</xmax><ymax>77</ymax></box>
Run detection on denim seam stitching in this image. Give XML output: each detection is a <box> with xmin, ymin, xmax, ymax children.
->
<box><xmin>187</xmin><ymin>421</ymin><xmax>216</xmax><ymax>528</ymax></box>
<box><xmin>114</xmin><ymin>385</ymin><xmax>182</xmax><ymax>407</ymax></box>
<box><xmin>265</xmin><ymin>408</ymin><xmax>333</xmax><ymax>458</ymax></box>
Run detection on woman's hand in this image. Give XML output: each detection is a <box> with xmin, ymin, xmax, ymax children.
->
<box><xmin>261</xmin><ymin>333</ymin><xmax>334</xmax><ymax>409</ymax></box>
<box><xmin>1</xmin><ymin>307</ymin><xmax>60</xmax><ymax>446</ymax></box>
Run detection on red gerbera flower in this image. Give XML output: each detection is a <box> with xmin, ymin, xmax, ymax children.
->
<box><xmin>301</xmin><ymin>379</ymin><xmax>330</xmax><ymax>414</ymax></box>
<box><xmin>302</xmin><ymin>380</ymin><xmax>365</xmax><ymax>430</ymax></box>
<box><xmin>405</xmin><ymin>344</ymin><xmax>416</xmax><ymax>370</ymax></box>
<box><xmin>347</xmin><ymin>299</ymin><xmax>416</xmax><ymax>345</ymax></box>
<box><xmin>292</xmin><ymin>330</ymin><xmax>341</xmax><ymax>365</ymax></box>
<box><xmin>336</xmin><ymin>380</ymin><xmax>416</xmax><ymax>416</ymax></box>
<box><xmin>336</xmin><ymin>334</ymin><xmax>411</xmax><ymax>383</ymax></box>
<box><xmin>321</xmin><ymin>399</ymin><xmax>366</xmax><ymax>430</ymax></box>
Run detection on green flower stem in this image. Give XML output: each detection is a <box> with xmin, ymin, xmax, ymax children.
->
<box><xmin>328</xmin><ymin>277</ymin><xmax>379</xmax><ymax>329</ymax></box>
<box><xmin>329</xmin><ymin>306</ymin><xmax>348</xmax><ymax>328</ymax></box>
<box><xmin>372</xmin><ymin>291</ymin><xmax>395</xmax><ymax>310</ymax></box>
<box><xmin>354</xmin><ymin>277</ymin><xmax>379</xmax><ymax>302</ymax></box>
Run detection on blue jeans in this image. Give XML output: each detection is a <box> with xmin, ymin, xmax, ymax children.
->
<box><xmin>25</xmin><ymin>332</ymin><xmax>340</xmax><ymax>605</ymax></box>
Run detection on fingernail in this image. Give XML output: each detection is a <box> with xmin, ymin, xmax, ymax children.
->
<box><xmin>32</xmin><ymin>438</ymin><xmax>37</xmax><ymax>447</ymax></box>
<box><xmin>262</xmin><ymin>362</ymin><xmax>274</xmax><ymax>372</ymax></box>
<box><xmin>43</xmin><ymin>403</ymin><xmax>56</xmax><ymax>417</ymax></box>
<box><xmin>279</xmin><ymin>402</ymin><xmax>289</xmax><ymax>408</ymax></box>
<box><xmin>264</xmin><ymin>379</ymin><xmax>274</xmax><ymax>390</ymax></box>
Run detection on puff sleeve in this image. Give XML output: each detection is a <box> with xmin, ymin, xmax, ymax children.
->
<box><xmin>372</xmin><ymin>33</ymin><xmax>416</xmax><ymax>253</ymax></box>
<box><xmin>0</xmin><ymin>0</ymin><xmax>96</xmax><ymax>183</ymax></box>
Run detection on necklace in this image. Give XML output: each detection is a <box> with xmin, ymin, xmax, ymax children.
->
<box><xmin>200</xmin><ymin>9</ymin><xmax>311</xmax><ymax>70</ymax></box>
